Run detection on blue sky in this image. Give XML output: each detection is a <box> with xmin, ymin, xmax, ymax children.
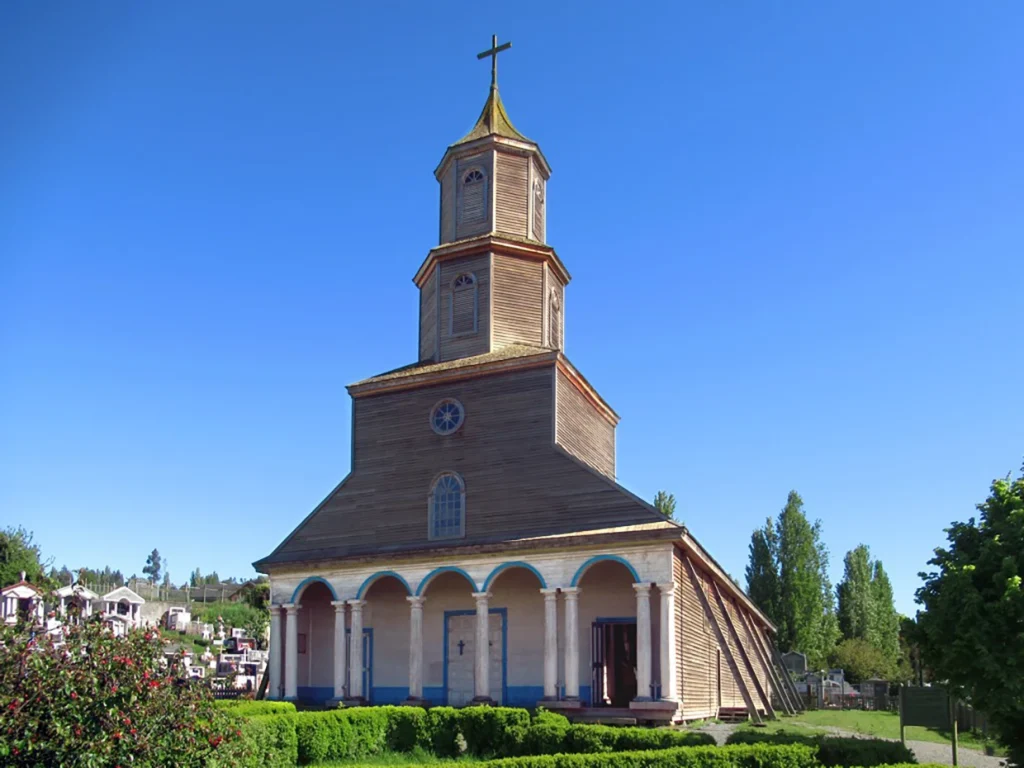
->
<box><xmin>2</xmin><ymin>2</ymin><xmax>1021</xmax><ymax>616</ymax></box>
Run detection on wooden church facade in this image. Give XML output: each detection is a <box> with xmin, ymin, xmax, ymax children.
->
<box><xmin>255</xmin><ymin>54</ymin><xmax>798</xmax><ymax>722</ymax></box>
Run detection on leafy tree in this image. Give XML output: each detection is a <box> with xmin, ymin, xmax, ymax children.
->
<box><xmin>0</xmin><ymin>528</ymin><xmax>51</xmax><ymax>589</ymax></box>
<box><xmin>869</xmin><ymin>561</ymin><xmax>901</xmax><ymax>671</ymax></box>
<box><xmin>916</xmin><ymin>465</ymin><xmax>1024</xmax><ymax>766</ymax></box>
<box><xmin>774</xmin><ymin>491</ymin><xmax>838</xmax><ymax>668</ymax></box>
<box><xmin>837</xmin><ymin>544</ymin><xmax>876</xmax><ymax>642</ymax></box>
<box><xmin>746</xmin><ymin>518</ymin><xmax>781</xmax><ymax>624</ymax></box>
<box><xmin>829</xmin><ymin>638</ymin><xmax>893</xmax><ymax>683</ymax></box>
<box><xmin>161</xmin><ymin>571</ymin><xmax>171</xmax><ymax>589</ymax></box>
<box><xmin>0</xmin><ymin>613</ymin><xmax>247</xmax><ymax>765</ymax></box>
<box><xmin>653</xmin><ymin>491</ymin><xmax>676</xmax><ymax>520</ymax></box>
<box><xmin>142</xmin><ymin>549</ymin><xmax>162</xmax><ymax>584</ymax></box>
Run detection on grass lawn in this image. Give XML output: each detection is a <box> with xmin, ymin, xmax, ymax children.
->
<box><xmin>308</xmin><ymin>751</ymin><xmax>483</xmax><ymax>768</ymax></box>
<box><xmin>767</xmin><ymin>710</ymin><xmax>1005</xmax><ymax>756</ymax></box>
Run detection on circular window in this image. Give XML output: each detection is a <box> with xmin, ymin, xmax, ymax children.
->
<box><xmin>430</xmin><ymin>398</ymin><xmax>464</xmax><ymax>435</ymax></box>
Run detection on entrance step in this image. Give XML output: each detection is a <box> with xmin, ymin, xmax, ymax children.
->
<box><xmin>717</xmin><ymin>707</ymin><xmax>751</xmax><ymax>723</ymax></box>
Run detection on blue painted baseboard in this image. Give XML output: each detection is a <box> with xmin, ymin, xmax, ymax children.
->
<box><xmin>371</xmin><ymin>687</ymin><xmax>410</xmax><ymax>704</ymax></box>
<box><xmin>579</xmin><ymin>685</ymin><xmax>593</xmax><ymax>707</ymax></box>
<box><xmin>423</xmin><ymin>686</ymin><xmax>445</xmax><ymax>703</ymax></box>
<box><xmin>505</xmin><ymin>686</ymin><xmax>544</xmax><ymax>706</ymax></box>
<box><xmin>297</xmin><ymin>686</ymin><xmax>334</xmax><ymax>703</ymax></box>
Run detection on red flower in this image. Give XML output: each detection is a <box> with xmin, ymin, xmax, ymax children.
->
<box><xmin>130</xmin><ymin>728</ymin><xmax>137</xmax><ymax>735</ymax></box>
<box><xmin>111</xmin><ymin>684</ymin><xmax>118</xmax><ymax>693</ymax></box>
<box><xmin>113</xmin><ymin>731</ymin><xmax>123</xmax><ymax>740</ymax></box>
<box><xmin>75</xmin><ymin>727</ymin><xmax>82</xmax><ymax>737</ymax></box>
<box><xmin>70</xmin><ymin>691</ymin><xmax>78</xmax><ymax>699</ymax></box>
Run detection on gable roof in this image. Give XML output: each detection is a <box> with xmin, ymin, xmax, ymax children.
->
<box><xmin>1</xmin><ymin>580</ymin><xmax>42</xmax><ymax>598</ymax></box>
<box><xmin>102</xmin><ymin>585</ymin><xmax>145</xmax><ymax>603</ymax></box>
<box><xmin>56</xmin><ymin>583</ymin><xmax>99</xmax><ymax>600</ymax></box>
<box><xmin>255</xmin><ymin>445</ymin><xmax>679</xmax><ymax>570</ymax></box>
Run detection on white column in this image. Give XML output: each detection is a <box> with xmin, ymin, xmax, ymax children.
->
<box><xmin>407</xmin><ymin>596</ymin><xmax>426</xmax><ymax>700</ymax></box>
<box><xmin>268</xmin><ymin>605</ymin><xmax>283</xmax><ymax>699</ymax></box>
<box><xmin>348</xmin><ymin>599</ymin><xmax>365</xmax><ymax>699</ymax></box>
<box><xmin>633</xmin><ymin>583</ymin><xmax>652</xmax><ymax>700</ymax></box>
<box><xmin>540</xmin><ymin>588</ymin><xmax>558</xmax><ymax>700</ymax></box>
<box><xmin>658</xmin><ymin>582</ymin><xmax>677</xmax><ymax>701</ymax></box>
<box><xmin>563</xmin><ymin>587</ymin><xmax>581</xmax><ymax>700</ymax></box>
<box><xmin>331</xmin><ymin>601</ymin><xmax>347</xmax><ymax>701</ymax></box>
<box><xmin>283</xmin><ymin>603</ymin><xmax>300</xmax><ymax>700</ymax></box>
<box><xmin>472</xmin><ymin>592</ymin><xmax>491</xmax><ymax>700</ymax></box>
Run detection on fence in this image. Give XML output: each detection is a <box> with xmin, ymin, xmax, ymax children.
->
<box><xmin>83</xmin><ymin>581</ymin><xmax>240</xmax><ymax>604</ymax></box>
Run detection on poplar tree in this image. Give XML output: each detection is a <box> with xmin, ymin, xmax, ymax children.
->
<box><xmin>746</xmin><ymin>518</ymin><xmax>781</xmax><ymax>624</ymax></box>
<box><xmin>837</xmin><ymin>544</ymin><xmax>877</xmax><ymax>642</ymax></box>
<box><xmin>870</xmin><ymin>561</ymin><xmax>901</xmax><ymax>672</ymax></box>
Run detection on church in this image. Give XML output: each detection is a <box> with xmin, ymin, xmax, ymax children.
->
<box><xmin>255</xmin><ymin>39</ymin><xmax>798</xmax><ymax>723</ymax></box>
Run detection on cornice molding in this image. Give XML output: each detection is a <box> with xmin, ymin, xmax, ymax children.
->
<box><xmin>434</xmin><ymin>134</ymin><xmax>552</xmax><ymax>180</ymax></box>
<box><xmin>413</xmin><ymin>234</ymin><xmax>571</xmax><ymax>288</ymax></box>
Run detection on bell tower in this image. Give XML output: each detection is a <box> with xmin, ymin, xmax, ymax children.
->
<box><xmin>415</xmin><ymin>37</ymin><xmax>570</xmax><ymax>364</ymax></box>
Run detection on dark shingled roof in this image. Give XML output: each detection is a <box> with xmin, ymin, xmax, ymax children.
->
<box><xmin>351</xmin><ymin>344</ymin><xmax>553</xmax><ymax>387</ymax></box>
<box><xmin>452</xmin><ymin>86</ymin><xmax>533</xmax><ymax>147</ymax></box>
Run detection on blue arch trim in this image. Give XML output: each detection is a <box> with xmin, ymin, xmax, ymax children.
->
<box><xmin>415</xmin><ymin>566</ymin><xmax>478</xmax><ymax>596</ymax></box>
<box><xmin>570</xmin><ymin>555</ymin><xmax>641</xmax><ymax>587</ymax></box>
<box><xmin>291</xmin><ymin>576</ymin><xmax>338</xmax><ymax>603</ymax></box>
<box><xmin>356</xmin><ymin>571</ymin><xmax>413</xmax><ymax>599</ymax></box>
<box><xmin>482</xmin><ymin>561</ymin><xmax>547</xmax><ymax>591</ymax></box>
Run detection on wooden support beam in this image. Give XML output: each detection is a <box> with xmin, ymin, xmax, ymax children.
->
<box><xmin>710</xmin><ymin>580</ymin><xmax>775</xmax><ymax>720</ymax></box>
<box><xmin>760</xmin><ymin>626</ymin><xmax>804</xmax><ymax>712</ymax></box>
<box><xmin>682</xmin><ymin>556</ymin><xmax>762</xmax><ymax>724</ymax></box>
<box><xmin>738</xmin><ymin>609</ymin><xmax>796</xmax><ymax>716</ymax></box>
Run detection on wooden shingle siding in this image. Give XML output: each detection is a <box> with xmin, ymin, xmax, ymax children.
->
<box><xmin>555</xmin><ymin>369</ymin><xmax>615</xmax><ymax>479</ymax></box>
<box><xmin>495</xmin><ymin>152</ymin><xmax>529</xmax><ymax>238</ymax></box>
<box><xmin>455</xmin><ymin>153</ymin><xmax>491</xmax><ymax>241</ymax></box>
<box><xmin>492</xmin><ymin>253</ymin><xmax>544</xmax><ymax>348</ymax></box>
<box><xmin>419</xmin><ymin>266</ymin><xmax>438</xmax><ymax>362</ymax></box>
<box><xmin>267</xmin><ymin>365</ymin><xmax>665</xmax><ymax>564</ymax></box>
<box><xmin>440</xmin><ymin>165</ymin><xmax>456</xmax><ymax>244</ymax></box>
<box><xmin>439</xmin><ymin>255</ymin><xmax>489</xmax><ymax>362</ymax></box>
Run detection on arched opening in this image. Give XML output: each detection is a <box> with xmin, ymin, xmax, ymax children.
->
<box><xmin>295</xmin><ymin>580</ymin><xmax>334</xmax><ymax>703</ymax></box>
<box><xmin>485</xmin><ymin>563</ymin><xmax>546</xmax><ymax>706</ymax></box>
<box><xmin>576</xmin><ymin>558</ymin><xmax>643</xmax><ymax>707</ymax></box>
<box><xmin>360</xmin><ymin>574</ymin><xmax>412</xmax><ymax>704</ymax></box>
<box><xmin>419</xmin><ymin>569</ymin><xmax>483</xmax><ymax>706</ymax></box>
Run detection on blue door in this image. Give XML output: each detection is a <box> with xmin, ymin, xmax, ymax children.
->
<box><xmin>345</xmin><ymin>628</ymin><xmax>373</xmax><ymax>702</ymax></box>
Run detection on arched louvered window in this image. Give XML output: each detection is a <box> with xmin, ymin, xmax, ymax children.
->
<box><xmin>449</xmin><ymin>272</ymin><xmax>477</xmax><ymax>336</ymax></box>
<box><xmin>460</xmin><ymin>168</ymin><xmax>486</xmax><ymax>225</ymax></box>
<box><xmin>549</xmin><ymin>288</ymin><xmax>562</xmax><ymax>349</ymax></box>
<box><xmin>428</xmin><ymin>472</ymin><xmax>465</xmax><ymax>540</ymax></box>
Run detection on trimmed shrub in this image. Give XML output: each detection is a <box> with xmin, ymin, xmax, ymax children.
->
<box><xmin>233</xmin><ymin>714</ymin><xmax>298</xmax><ymax>768</ymax></box>
<box><xmin>216</xmin><ymin>700</ymin><xmax>297</xmax><ymax>717</ymax></box>
<box><xmin>725</xmin><ymin>730</ymin><xmax>916</xmax><ymax>767</ymax></box>
<box><xmin>483</xmin><ymin>743</ymin><xmax>819</xmax><ymax>768</ymax></box>
<box><xmin>385</xmin><ymin>705</ymin><xmax>431</xmax><ymax>752</ymax></box>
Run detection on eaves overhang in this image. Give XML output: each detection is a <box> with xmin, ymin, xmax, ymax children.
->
<box><xmin>413</xmin><ymin>234</ymin><xmax>571</xmax><ymax>288</ymax></box>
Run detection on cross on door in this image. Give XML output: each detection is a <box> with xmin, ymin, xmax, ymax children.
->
<box><xmin>457</xmin><ymin>639</ymin><xmax>465</xmax><ymax>656</ymax></box>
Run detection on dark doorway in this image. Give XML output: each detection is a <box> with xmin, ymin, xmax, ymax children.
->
<box><xmin>591</xmin><ymin>620</ymin><xmax>637</xmax><ymax>707</ymax></box>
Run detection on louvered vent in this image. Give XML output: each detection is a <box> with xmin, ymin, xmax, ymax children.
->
<box><xmin>450</xmin><ymin>273</ymin><xmax>477</xmax><ymax>335</ymax></box>
<box><xmin>460</xmin><ymin>168</ymin><xmax>486</xmax><ymax>225</ymax></box>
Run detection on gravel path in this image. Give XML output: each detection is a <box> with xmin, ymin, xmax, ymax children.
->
<box><xmin>693</xmin><ymin>721</ymin><xmax>1007</xmax><ymax>768</ymax></box>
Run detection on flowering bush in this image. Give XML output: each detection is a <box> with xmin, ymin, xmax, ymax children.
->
<box><xmin>0</xmin><ymin>612</ymin><xmax>249</xmax><ymax>767</ymax></box>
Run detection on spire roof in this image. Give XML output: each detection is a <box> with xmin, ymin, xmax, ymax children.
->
<box><xmin>452</xmin><ymin>86</ymin><xmax>533</xmax><ymax>147</ymax></box>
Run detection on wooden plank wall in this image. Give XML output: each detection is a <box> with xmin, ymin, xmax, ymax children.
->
<box><xmin>419</xmin><ymin>266</ymin><xmax>438</xmax><ymax>362</ymax></box>
<box><xmin>674</xmin><ymin>549</ymin><xmax>778</xmax><ymax>720</ymax></box>
<box><xmin>554</xmin><ymin>369</ymin><xmax>615</xmax><ymax>478</ymax></box>
<box><xmin>495</xmin><ymin>152</ymin><xmax>529</xmax><ymax>238</ymax></box>
<box><xmin>492</xmin><ymin>254</ymin><xmax>543</xmax><ymax>348</ymax></box>
<box><xmin>439</xmin><ymin>255</ymin><xmax>490</xmax><ymax>362</ymax></box>
<box><xmin>440</xmin><ymin>165</ymin><xmax>456</xmax><ymax>244</ymax></box>
<box><xmin>455</xmin><ymin>152</ymin><xmax>491</xmax><ymax>241</ymax></box>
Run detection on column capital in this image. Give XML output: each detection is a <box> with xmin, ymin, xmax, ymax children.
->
<box><xmin>346</xmin><ymin>598</ymin><xmax>365</xmax><ymax>609</ymax></box>
<box><xmin>657</xmin><ymin>582</ymin><xmax>676</xmax><ymax>596</ymax></box>
<box><xmin>407</xmin><ymin>595</ymin><xmax>427</xmax><ymax>607</ymax></box>
<box><xmin>331</xmin><ymin>600</ymin><xmax>348</xmax><ymax>611</ymax></box>
<box><xmin>471</xmin><ymin>591</ymin><xmax>492</xmax><ymax>601</ymax></box>
<box><xmin>632</xmin><ymin>583</ymin><xmax>651</xmax><ymax>596</ymax></box>
<box><xmin>540</xmin><ymin>587</ymin><xmax>559</xmax><ymax>598</ymax></box>
<box><xmin>562</xmin><ymin>586</ymin><xmax>581</xmax><ymax>599</ymax></box>
<box><xmin>283</xmin><ymin>602</ymin><xmax>301</xmax><ymax>614</ymax></box>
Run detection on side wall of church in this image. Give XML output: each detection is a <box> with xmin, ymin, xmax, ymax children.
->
<box><xmin>419</xmin><ymin>265</ymin><xmax>438</xmax><ymax>362</ymax></box>
<box><xmin>554</xmin><ymin>369</ymin><xmax>615</xmax><ymax>479</ymax></box>
<box><xmin>491</xmin><ymin>253</ymin><xmax>544</xmax><ymax>348</ymax></box>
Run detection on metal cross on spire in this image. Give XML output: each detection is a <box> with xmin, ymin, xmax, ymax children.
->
<box><xmin>477</xmin><ymin>34</ymin><xmax>511</xmax><ymax>89</ymax></box>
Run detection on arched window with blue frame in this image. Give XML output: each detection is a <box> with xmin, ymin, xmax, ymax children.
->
<box><xmin>428</xmin><ymin>472</ymin><xmax>465</xmax><ymax>540</ymax></box>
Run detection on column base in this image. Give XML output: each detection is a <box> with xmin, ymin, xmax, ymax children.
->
<box><xmin>344</xmin><ymin>696</ymin><xmax>367</xmax><ymax>706</ymax></box>
<box><xmin>327</xmin><ymin>697</ymin><xmax>346</xmax><ymax>708</ymax></box>
<box><xmin>471</xmin><ymin>695</ymin><xmax>495</xmax><ymax>705</ymax></box>
<box><xmin>545</xmin><ymin>698</ymin><xmax>582</xmax><ymax>710</ymax></box>
<box><xmin>402</xmin><ymin>697</ymin><xmax>429</xmax><ymax>707</ymax></box>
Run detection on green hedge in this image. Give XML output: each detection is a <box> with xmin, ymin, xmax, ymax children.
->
<box><xmin>235</xmin><ymin>714</ymin><xmax>299</xmax><ymax>768</ymax></box>
<box><xmin>482</xmin><ymin>744</ymin><xmax>818</xmax><ymax>768</ymax></box>
<box><xmin>216</xmin><ymin>700</ymin><xmax>298</xmax><ymax>717</ymax></box>
<box><xmin>725</xmin><ymin>730</ymin><xmax>916</xmax><ymax>767</ymax></box>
